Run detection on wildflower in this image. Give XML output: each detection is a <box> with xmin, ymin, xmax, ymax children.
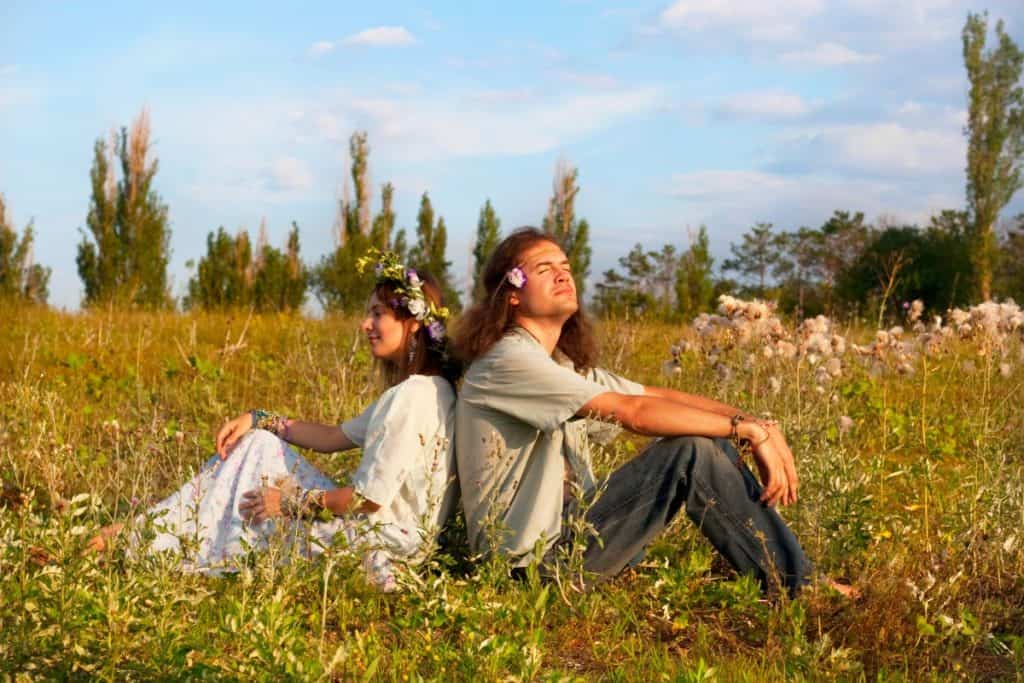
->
<box><xmin>405</xmin><ymin>297</ymin><xmax>427</xmax><ymax>320</ymax></box>
<box><xmin>838</xmin><ymin>415</ymin><xmax>854</xmax><ymax>434</ymax></box>
<box><xmin>427</xmin><ymin>320</ymin><xmax>446</xmax><ymax>342</ymax></box>
<box><xmin>768</xmin><ymin>376</ymin><xmax>781</xmax><ymax>394</ymax></box>
<box><xmin>506</xmin><ymin>266</ymin><xmax>527</xmax><ymax>288</ymax></box>
<box><xmin>999</xmin><ymin>362</ymin><xmax>1011</xmax><ymax>378</ymax></box>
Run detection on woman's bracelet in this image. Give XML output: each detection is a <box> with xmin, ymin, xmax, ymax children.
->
<box><xmin>281</xmin><ymin>488</ymin><xmax>329</xmax><ymax>519</ymax></box>
<box><xmin>250</xmin><ymin>409</ymin><xmax>292</xmax><ymax>439</ymax></box>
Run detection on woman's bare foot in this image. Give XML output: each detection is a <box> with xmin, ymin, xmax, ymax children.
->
<box><xmin>85</xmin><ymin>523</ymin><xmax>124</xmax><ymax>553</ymax></box>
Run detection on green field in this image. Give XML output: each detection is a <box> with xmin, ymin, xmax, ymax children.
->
<box><xmin>2</xmin><ymin>306</ymin><xmax>1022</xmax><ymax>680</ymax></box>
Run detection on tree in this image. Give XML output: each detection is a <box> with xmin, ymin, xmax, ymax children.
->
<box><xmin>995</xmin><ymin>213</ymin><xmax>1024</xmax><ymax>301</ymax></box>
<box><xmin>0</xmin><ymin>194</ymin><xmax>50</xmax><ymax>304</ymax></box>
<box><xmin>409</xmin><ymin>193</ymin><xmax>460</xmax><ymax>309</ymax></box>
<box><xmin>775</xmin><ymin>226</ymin><xmax>826</xmax><ymax>317</ymax></box>
<box><xmin>963</xmin><ymin>12</ymin><xmax>1024</xmax><ymax>300</ymax></box>
<box><xmin>594</xmin><ymin>243</ymin><xmax>657</xmax><ymax>317</ymax></box>
<box><xmin>186</xmin><ymin>222</ymin><xmax>307</xmax><ymax>312</ymax></box>
<box><xmin>675</xmin><ymin>226</ymin><xmax>715</xmax><ymax>319</ymax></box>
<box><xmin>252</xmin><ymin>222</ymin><xmax>308</xmax><ymax>312</ymax></box>
<box><xmin>76</xmin><ymin>110</ymin><xmax>172</xmax><ymax>308</ymax></box>
<box><xmin>819</xmin><ymin>210</ymin><xmax>872</xmax><ymax>313</ymax></box>
<box><xmin>313</xmin><ymin>131</ymin><xmax>400</xmax><ymax>312</ymax></box>
<box><xmin>184</xmin><ymin>227</ymin><xmax>251</xmax><ymax>310</ymax></box>
<box><xmin>542</xmin><ymin>159</ymin><xmax>592</xmax><ymax>297</ymax></box>
<box><xmin>471</xmin><ymin>199</ymin><xmax>501</xmax><ymax>303</ymax></box>
<box><xmin>649</xmin><ymin>244</ymin><xmax>678</xmax><ymax>317</ymax></box>
<box><xmin>721</xmin><ymin>222</ymin><xmax>786</xmax><ymax>297</ymax></box>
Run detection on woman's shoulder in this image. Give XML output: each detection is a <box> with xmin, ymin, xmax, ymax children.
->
<box><xmin>385</xmin><ymin>374</ymin><xmax>455</xmax><ymax>406</ymax></box>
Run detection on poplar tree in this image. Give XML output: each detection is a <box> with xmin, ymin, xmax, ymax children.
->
<box><xmin>76</xmin><ymin>110</ymin><xmax>171</xmax><ymax>308</ymax></box>
<box><xmin>0</xmin><ymin>194</ymin><xmax>50</xmax><ymax>304</ymax></box>
<box><xmin>313</xmin><ymin>131</ymin><xmax>400</xmax><ymax>311</ymax></box>
<box><xmin>471</xmin><ymin>199</ymin><xmax>501</xmax><ymax>302</ymax></box>
<box><xmin>409</xmin><ymin>192</ymin><xmax>460</xmax><ymax>309</ymax></box>
<box><xmin>962</xmin><ymin>12</ymin><xmax>1024</xmax><ymax>300</ymax></box>
<box><xmin>542</xmin><ymin>159</ymin><xmax>592</xmax><ymax>297</ymax></box>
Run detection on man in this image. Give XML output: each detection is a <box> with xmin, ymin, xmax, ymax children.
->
<box><xmin>452</xmin><ymin>227</ymin><xmax>813</xmax><ymax>595</ymax></box>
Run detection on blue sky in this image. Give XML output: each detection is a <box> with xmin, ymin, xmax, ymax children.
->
<box><xmin>2</xmin><ymin>0</ymin><xmax>1022</xmax><ymax>310</ymax></box>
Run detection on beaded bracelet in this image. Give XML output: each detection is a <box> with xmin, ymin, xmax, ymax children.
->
<box><xmin>281</xmin><ymin>488</ymin><xmax>329</xmax><ymax>519</ymax></box>
<box><xmin>250</xmin><ymin>409</ymin><xmax>291</xmax><ymax>439</ymax></box>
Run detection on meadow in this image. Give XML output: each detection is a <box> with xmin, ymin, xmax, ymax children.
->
<box><xmin>1</xmin><ymin>300</ymin><xmax>1022</xmax><ymax>681</ymax></box>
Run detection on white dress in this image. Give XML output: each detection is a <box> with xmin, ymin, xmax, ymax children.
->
<box><xmin>134</xmin><ymin>375</ymin><xmax>457</xmax><ymax>591</ymax></box>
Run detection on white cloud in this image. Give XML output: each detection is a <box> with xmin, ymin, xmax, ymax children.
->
<box><xmin>307</xmin><ymin>40</ymin><xmax>335</xmax><ymax>57</ymax></box>
<box><xmin>554</xmin><ymin>69</ymin><xmax>620</xmax><ymax>90</ymax></box>
<box><xmin>270</xmin><ymin>156</ymin><xmax>313</xmax><ymax>191</ymax></box>
<box><xmin>341</xmin><ymin>26</ymin><xmax>416</xmax><ymax>47</ymax></box>
<box><xmin>717</xmin><ymin>90</ymin><xmax>811</xmax><ymax>120</ymax></box>
<box><xmin>657</xmin><ymin>0</ymin><xmax>823</xmax><ymax>42</ymax></box>
<box><xmin>822</xmin><ymin>123</ymin><xmax>963</xmax><ymax>175</ymax></box>
<box><xmin>779</xmin><ymin>42</ymin><xmax>880</xmax><ymax>66</ymax></box>
<box><xmin>666</xmin><ymin>169</ymin><xmax>956</xmax><ymax>232</ymax></box>
<box><xmin>290</xmin><ymin>85</ymin><xmax>663</xmax><ymax>162</ymax></box>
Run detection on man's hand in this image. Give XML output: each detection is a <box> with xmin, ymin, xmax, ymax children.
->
<box><xmin>239</xmin><ymin>487</ymin><xmax>283</xmax><ymax>524</ymax></box>
<box><xmin>215</xmin><ymin>413</ymin><xmax>253</xmax><ymax>459</ymax></box>
<box><xmin>742</xmin><ymin>422</ymin><xmax>799</xmax><ymax>506</ymax></box>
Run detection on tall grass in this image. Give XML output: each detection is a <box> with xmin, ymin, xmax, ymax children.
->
<box><xmin>1</xmin><ymin>306</ymin><xmax>1021</xmax><ymax>680</ymax></box>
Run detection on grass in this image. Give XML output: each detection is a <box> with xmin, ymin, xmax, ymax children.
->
<box><xmin>1</xmin><ymin>306</ymin><xmax>1022</xmax><ymax>680</ymax></box>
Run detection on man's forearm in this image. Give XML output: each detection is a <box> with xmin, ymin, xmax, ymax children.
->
<box><xmin>644</xmin><ymin>386</ymin><xmax>753</xmax><ymax>419</ymax></box>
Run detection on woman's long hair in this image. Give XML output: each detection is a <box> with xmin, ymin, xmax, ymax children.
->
<box><xmin>451</xmin><ymin>226</ymin><xmax>597</xmax><ymax>370</ymax></box>
<box><xmin>375</xmin><ymin>271</ymin><xmax>461</xmax><ymax>388</ymax></box>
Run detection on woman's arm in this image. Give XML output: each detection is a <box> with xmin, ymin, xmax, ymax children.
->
<box><xmin>215</xmin><ymin>413</ymin><xmax>357</xmax><ymax>458</ymax></box>
<box><xmin>579</xmin><ymin>392</ymin><xmax>798</xmax><ymax>506</ymax></box>
<box><xmin>239</xmin><ymin>485</ymin><xmax>380</xmax><ymax>523</ymax></box>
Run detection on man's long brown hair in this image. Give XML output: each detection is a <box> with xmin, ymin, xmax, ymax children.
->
<box><xmin>450</xmin><ymin>227</ymin><xmax>597</xmax><ymax>370</ymax></box>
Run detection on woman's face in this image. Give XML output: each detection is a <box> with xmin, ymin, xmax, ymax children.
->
<box><xmin>361</xmin><ymin>291</ymin><xmax>416</xmax><ymax>365</ymax></box>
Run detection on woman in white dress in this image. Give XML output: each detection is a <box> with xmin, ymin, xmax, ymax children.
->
<box><xmin>89</xmin><ymin>250</ymin><xmax>459</xmax><ymax>591</ymax></box>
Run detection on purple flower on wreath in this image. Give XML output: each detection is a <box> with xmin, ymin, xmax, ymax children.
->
<box><xmin>389</xmin><ymin>297</ymin><xmax>402</xmax><ymax>310</ymax></box>
<box><xmin>427</xmin><ymin>320</ymin><xmax>446</xmax><ymax>342</ymax></box>
<box><xmin>374</xmin><ymin>262</ymin><xmax>384</xmax><ymax>275</ymax></box>
<box><xmin>406</xmin><ymin>268</ymin><xmax>421</xmax><ymax>287</ymax></box>
<box><xmin>902</xmin><ymin>301</ymin><xmax>910</xmax><ymax>310</ymax></box>
<box><xmin>506</xmin><ymin>266</ymin><xmax>527</xmax><ymax>289</ymax></box>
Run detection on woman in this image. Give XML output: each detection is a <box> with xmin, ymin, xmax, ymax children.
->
<box><xmin>89</xmin><ymin>249</ymin><xmax>459</xmax><ymax>591</ymax></box>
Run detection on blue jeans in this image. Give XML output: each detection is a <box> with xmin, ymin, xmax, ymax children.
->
<box><xmin>561</xmin><ymin>436</ymin><xmax>811</xmax><ymax>596</ymax></box>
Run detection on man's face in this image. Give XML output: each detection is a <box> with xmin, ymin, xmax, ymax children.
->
<box><xmin>510</xmin><ymin>240</ymin><xmax>578</xmax><ymax>322</ymax></box>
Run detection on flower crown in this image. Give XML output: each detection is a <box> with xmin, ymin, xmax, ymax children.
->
<box><xmin>356</xmin><ymin>248</ymin><xmax>451</xmax><ymax>342</ymax></box>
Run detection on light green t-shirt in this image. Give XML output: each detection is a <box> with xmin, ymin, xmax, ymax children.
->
<box><xmin>456</xmin><ymin>327</ymin><xmax>645</xmax><ymax>565</ymax></box>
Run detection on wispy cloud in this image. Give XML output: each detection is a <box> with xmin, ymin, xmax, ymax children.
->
<box><xmin>341</xmin><ymin>26</ymin><xmax>416</xmax><ymax>47</ymax></box>
<box><xmin>270</xmin><ymin>156</ymin><xmax>313</xmax><ymax>191</ymax></box>
<box><xmin>716</xmin><ymin>90</ymin><xmax>812</xmax><ymax>121</ymax></box>
<box><xmin>307</xmin><ymin>40</ymin><xmax>335</xmax><ymax>57</ymax></box>
<box><xmin>657</xmin><ymin>0</ymin><xmax>823</xmax><ymax>42</ymax></box>
<box><xmin>779</xmin><ymin>42</ymin><xmax>880</xmax><ymax>67</ymax></box>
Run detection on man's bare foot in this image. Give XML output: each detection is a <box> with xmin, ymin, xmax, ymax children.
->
<box><xmin>823</xmin><ymin>578</ymin><xmax>861</xmax><ymax>600</ymax></box>
<box><xmin>85</xmin><ymin>523</ymin><xmax>124</xmax><ymax>553</ymax></box>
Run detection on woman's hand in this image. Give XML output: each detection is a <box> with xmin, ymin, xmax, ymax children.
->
<box><xmin>239</xmin><ymin>487</ymin><xmax>283</xmax><ymax>524</ymax></box>
<box><xmin>215</xmin><ymin>413</ymin><xmax>252</xmax><ymax>459</ymax></box>
<box><xmin>740</xmin><ymin>421</ymin><xmax>799</xmax><ymax>506</ymax></box>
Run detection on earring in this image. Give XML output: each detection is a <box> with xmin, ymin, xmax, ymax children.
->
<box><xmin>407</xmin><ymin>335</ymin><xmax>418</xmax><ymax>365</ymax></box>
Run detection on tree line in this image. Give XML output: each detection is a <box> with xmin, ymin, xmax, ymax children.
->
<box><xmin>1</xmin><ymin>12</ymin><xmax>1020</xmax><ymax>318</ymax></box>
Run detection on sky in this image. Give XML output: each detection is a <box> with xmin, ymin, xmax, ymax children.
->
<box><xmin>2</xmin><ymin>0</ymin><xmax>1023</xmax><ymax>310</ymax></box>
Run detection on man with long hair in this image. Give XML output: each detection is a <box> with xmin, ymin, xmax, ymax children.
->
<box><xmin>452</xmin><ymin>227</ymin><xmax>812</xmax><ymax>595</ymax></box>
